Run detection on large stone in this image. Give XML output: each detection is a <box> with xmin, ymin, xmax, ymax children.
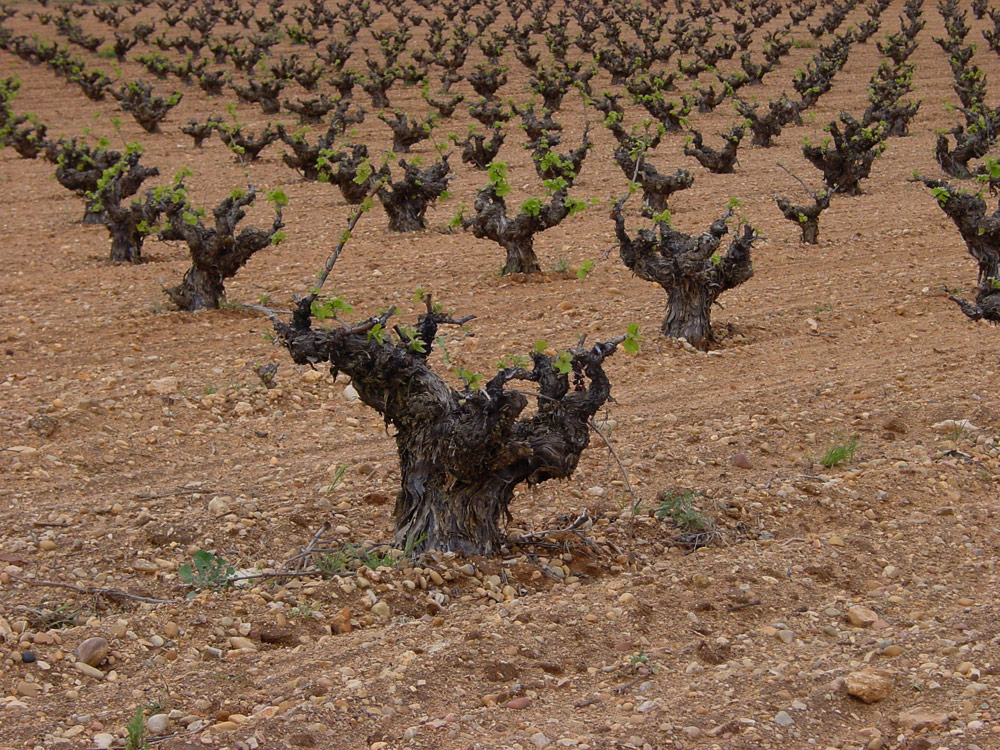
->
<box><xmin>16</xmin><ymin>680</ymin><xmax>41</xmax><ymax>697</ymax></box>
<box><xmin>846</xmin><ymin>605</ymin><xmax>879</xmax><ymax>628</ymax></box>
<box><xmin>148</xmin><ymin>377</ymin><xmax>178</xmax><ymax>396</ymax></box>
<box><xmin>845</xmin><ymin>668</ymin><xmax>894</xmax><ymax>703</ymax></box>
<box><xmin>146</xmin><ymin>714</ymin><xmax>170</xmax><ymax>735</ymax></box>
<box><xmin>731</xmin><ymin>453</ymin><xmax>753</xmax><ymax>469</ymax></box>
<box><xmin>75</xmin><ymin>637</ymin><xmax>109</xmax><ymax>667</ymax></box>
<box><xmin>896</xmin><ymin>708</ymin><xmax>949</xmax><ymax>731</ymax></box>
<box><xmin>330</xmin><ymin>606</ymin><xmax>352</xmax><ymax>634</ymax></box>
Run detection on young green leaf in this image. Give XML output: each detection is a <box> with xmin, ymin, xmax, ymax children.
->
<box><xmin>267</xmin><ymin>188</ymin><xmax>289</xmax><ymax>208</ymax></box>
<box><xmin>623</xmin><ymin>323</ymin><xmax>642</xmax><ymax>355</ymax></box>
<box><xmin>553</xmin><ymin>350</ymin><xmax>572</xmax><ymax>374</ymax></box>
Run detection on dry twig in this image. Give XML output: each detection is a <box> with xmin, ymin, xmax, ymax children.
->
<box><xmin>10</xmin><ymin>575</ymin><xmax>175</xmax><ymax>604</ymax></box>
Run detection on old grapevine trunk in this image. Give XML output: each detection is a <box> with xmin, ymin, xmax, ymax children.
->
<box><xmin>614</xmin><ymin>200</ymin><xmax>757</xmax><ymax>350</ymax></box>
<box><xmin>775</xmin><ymin>192</ymin><xmax>830</xmax><ymax>245</ymax></box>
<box><xmin>96</xmin><ymin>152</ymin><xmax>159</xmax><ymax>264</ymax></box>
<box><xmin>108</xmin><ymin>220</ymin><xmax>145</xmax><ymax>264</ymax></box>
<box><xmin>275</xmin><ymin>298</ymin><xmax>621</xmax><ymax>554</ymax></box>
<box><xmin>465</xmin><ymin>184</ymin><xmax>570</xmax><ymax>276</ymax></box>
<box><xmin>662</xmin><ymin>280</ymin><xmax>713</xmax><ymax>343</ymax></box>
<box><xmin>920</xmin><ymin>176</ymin><xmax>1000</xmax><ymax>322</ymax></box>
<box><xmin>162</xmin><ymin>187</ymin><xmax>283</xmax><ymax>311</ymax></box>
<box><xmin>799</xmin><ymin>221</ymin><xmax>819</xmax><ymax>245</ymax></box>
<box><xmin>378</xmin><ymin>158</ymin><xmax>452</xmax><ymax>232</ymax></box>
<box><xmin>501</xmin><ymin>239</ymin><xmax>542</xmax><ymax>275</ymax></box>
<box><xmin>612</xmin><ymin>146</ymin><xmax>694</xmax><ymax>217</ymax></box>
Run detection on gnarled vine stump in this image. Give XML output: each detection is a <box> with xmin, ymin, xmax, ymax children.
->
<box><xmin>919</xmin><ymin>176</ymin><xmax>1000</xmax><ymax>322</ymax></box>
<box><xmin>613</xmin><ymin>201</ymin><xmax>758</xmax><ymax>349</ymax></box>
<box><xmin>274</xmin><ymin>296</ymin><xmax>623</xmax><ymax>555</ymax></box>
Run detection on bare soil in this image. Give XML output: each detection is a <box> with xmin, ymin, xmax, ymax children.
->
<box><xmin>1</xmin><ymin>2</ymin><xmax>999</xmax><ymax>750</ymax></box>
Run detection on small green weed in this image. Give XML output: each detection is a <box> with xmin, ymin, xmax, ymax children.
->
<box><xmin>323</xmin><ymin>464</ymin><xmax>348</xmax><ymax>494</ymax></box>
<box><xmin>125</xmin><ymin>706</ymin><xmax>149</xmax><ymax>750</ymax></box>
<box><xmin>359</xmin><ymin>547</ymin><xmax>400</xmax><ymax>569</ymax></box>
<box><xmin>629</xmin><ymin>649</ymin><xmax>650</xmax><ymax>666</ymax></box>
<box><xmin>178</xmin><ymin>550</ymin><xmax>235</xmax><ymax>591</ymax></box>
<box><xmin>315</xmin><ymin>543</ymin><xmax>399</xmax><ymax>572</ymax></box>
<box><xmin>288</xmin><ymin>603</ymin><xmax>319</xmax><ymax>618</ymax></box>
<box><xmin>314</xmin><ymin>534</ymin><xmax>426</xmax><ymax>576</ymax></box>
<box><xmin>820</xmin><ymin>435</ymin><xmax>859</xmax><ymax>468</ymax></box>
<box><xmin>551</xmin><ymin>257</ymin><xmax>571</xmax><ymax>273</ymax></box>
<box><xmin>33</xmin><ymin>603</ymin><xmax>85</xmax><ymax>630</ymax></box>
<box><xmin>655</xmin><ymin>490</ymin><xmax>719</xmax><ymax>549</ymax></box>
<box><xmin>943</xmin><ymin>424</ymin><xmax>968</xmax><ymax>443</ymax></box>
<box><xmin>627</xmin><ymin>649</ymin><xmax>659</xmax><ymax>672</ymax></box>
<box><xmin>656</xmin><ymin>491</ymin><xmax>712</xmax><ymax>534</ymax></box>
<box><xmin>316</xmin><ymin>549</ymin><xmax>351</xmax><ymax>575</ymax></box>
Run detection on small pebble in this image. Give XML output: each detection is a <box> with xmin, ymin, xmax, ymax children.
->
<box><xmin>74</xmin><ymin>662</ymin><xmax>105</xmax><ymax>679</ymax></box>
<box><xmin>530</xmin><ymin>732</ymin><xmax>550</xmax><ymax>749</ymax></box>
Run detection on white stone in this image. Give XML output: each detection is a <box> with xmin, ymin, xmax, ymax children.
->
<box><xmin>932</xmin><ymin>419</ymin><xmax>979</xmax><ymax>434</ymax></box>
<box><xmin>146</xmin><ymin>714</ymin><xmax>170</xmax><ymax>734</ymax></box>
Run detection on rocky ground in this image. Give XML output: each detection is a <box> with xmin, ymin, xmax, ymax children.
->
<box><xmin>2</xmin><ymin>0</ymin><xmax>1000</xmax><ymax>749</ymax></box>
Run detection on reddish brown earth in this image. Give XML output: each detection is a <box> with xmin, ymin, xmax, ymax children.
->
<box><xmin>1</xmin><ymin>2</ymin><xmax>999</xmax><ymax>749</ymax></box>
